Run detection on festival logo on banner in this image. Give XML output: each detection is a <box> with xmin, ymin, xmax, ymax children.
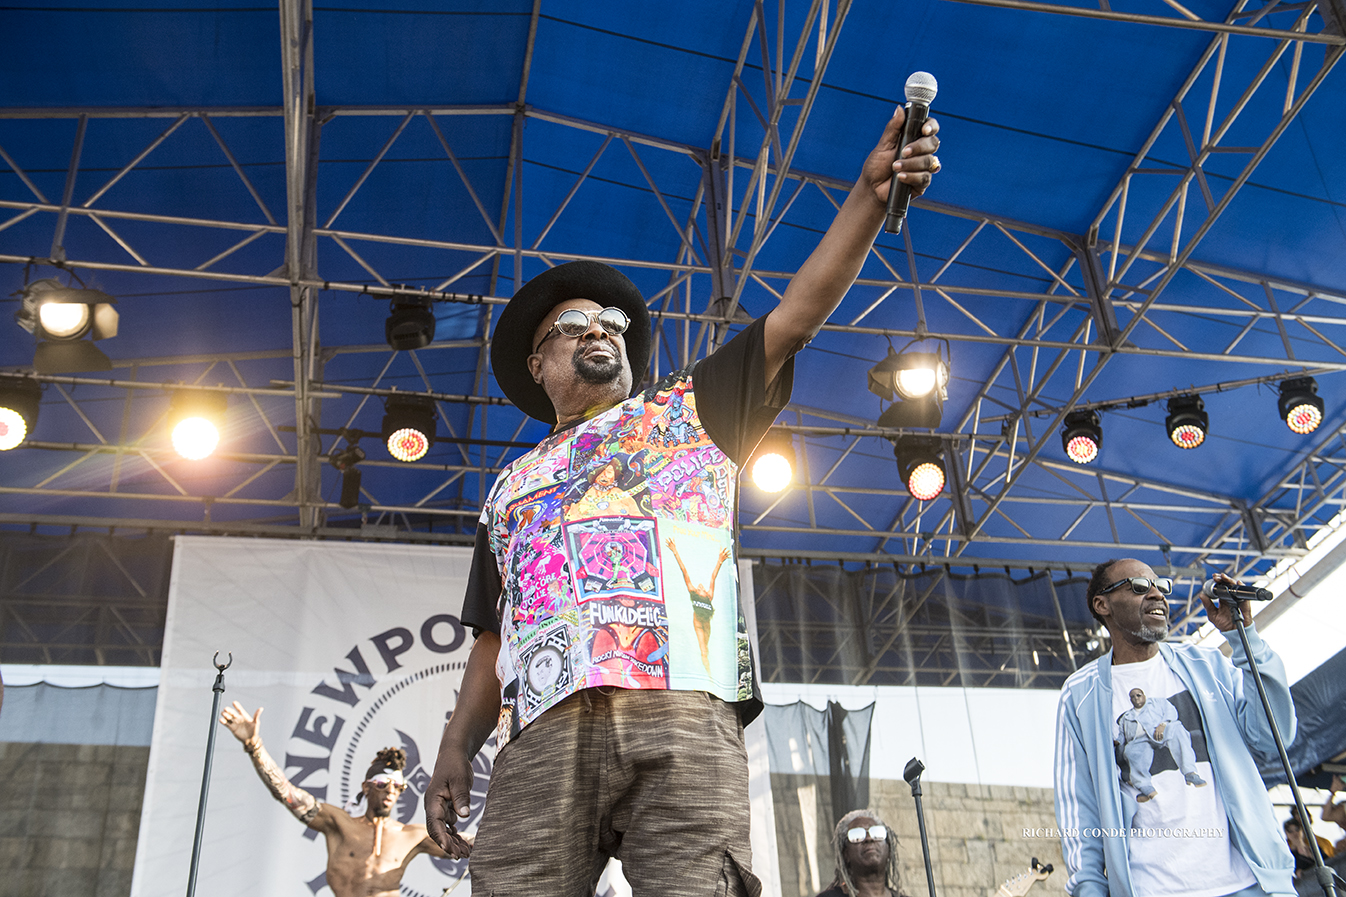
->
<box><xmin>281</xmin><ymin>611</ymin><xmax>494</xmax><ymax>897</ymax></box>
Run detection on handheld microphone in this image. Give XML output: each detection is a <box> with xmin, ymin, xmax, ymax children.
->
<box><xmin>1202</xmin><ymin>579</ymin><xmax>1273</xmax><ymax>601</ymax></box>
<box><xmin>884</xmin><ymin>71</ymin><xmax>938</xmax><ymax>235</ymax></box>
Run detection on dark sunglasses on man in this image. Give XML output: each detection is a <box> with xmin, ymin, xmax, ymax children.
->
<box><xmin>846</xmin><ymin>824</ymin><xmax>888</xmax><ymax>844</ymax></box>
<box><xmin>1098</xmin><ymin>576</ymin><xmax>1173</xmax><ymax>597</ymax></box>
<box><xmin>533</xmin><ymin>307</ymin><xmax>630</xmax><ymax>352</ymax></box>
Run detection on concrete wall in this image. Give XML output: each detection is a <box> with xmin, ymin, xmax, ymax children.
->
<box><xmin>772</xmin><ymin>774</ymin><xmax>1066</xmax><ymax>897</ymax></box>
<box><xmin>0</xmin><ymin>742</ymin><xmax>150</xmax><ymax>897</ymax></box>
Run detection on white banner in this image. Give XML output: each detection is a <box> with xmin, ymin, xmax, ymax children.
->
<box><xmin>131</xmin><ymin>536</ymin><xmax>484</xmax><ymax>897</ymax></box>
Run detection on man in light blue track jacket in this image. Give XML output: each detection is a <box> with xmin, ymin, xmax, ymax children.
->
<box><xmin>1053</xmin><ymin>558</ymin><xmax>1297</xmax><ymax>897</ymax></box>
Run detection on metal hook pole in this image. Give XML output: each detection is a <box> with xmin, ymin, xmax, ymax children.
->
<box><xmin>904</xmin><ymin>757</ymin><xmax>938</xmax><ymax>897</ymax></box>
<box><xmin>185</xmin><ymin>652</ymin><xmax>231</xmax><ymax>897</ymax></box>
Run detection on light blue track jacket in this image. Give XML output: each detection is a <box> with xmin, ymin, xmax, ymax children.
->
<box><xmin>1053</xmin><ymin>627</ymin><xmax>1297</xmax><ymax>897</ymax></box>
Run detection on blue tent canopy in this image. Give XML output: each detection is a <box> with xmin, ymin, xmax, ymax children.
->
<box><xmin>2</xmin><ymin>1</ymin><xmax>1344</xmax><ymax>604</ymax></box>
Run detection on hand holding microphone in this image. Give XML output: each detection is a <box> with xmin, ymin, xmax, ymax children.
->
<box><xmin>884</xmin><ymin>72</ymin><xmax>941</xmax><ymax>235</ymax></box>
<box><xmin>1200</xmin><ymin>573</ymin><xmax>1270</xmax><ymax>631</ymax></box>
<box><xmin>1201</xmin><ymin>579</ymin><xmax>1272</xmax><ymax>602</ymax></box>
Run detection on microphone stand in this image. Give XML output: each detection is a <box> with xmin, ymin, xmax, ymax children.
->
<box><xmin>185</xmin><ymin>652</ymin><xmax>231</xmax><ymax>897</ymax></box>
<box><xmin>904</xmin><ymin>758</ymin><xmax>938</xmax><ymax>897</ymax></box>
<box><xmin>1223</xmin><ymin>601</ymin><xmax>1342</xmax><ymax>897</ymax></box>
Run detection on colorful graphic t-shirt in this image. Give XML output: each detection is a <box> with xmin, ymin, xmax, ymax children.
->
<box><xmin>461</xmin><ymin>317</ymin><xmax>788</xmax><ymax>748</ymax></box>
<box><xmin>1110</xmin><ymin>653</ymin><xmax>1256</xmax><ymax>897</ymax></box>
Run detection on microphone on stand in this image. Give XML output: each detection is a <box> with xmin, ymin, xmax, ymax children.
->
<box><xmin>1202</xmin><ymin>580</ymin><xmax>1273</xmax><ymax>601</ymax></box>
<box><xmin>884</xmin><ymin>71</ymin><xmax>938</xmax><ymax>235</ymax></box>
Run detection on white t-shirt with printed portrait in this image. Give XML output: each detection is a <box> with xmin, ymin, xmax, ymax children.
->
<box><xmin>1110</xmin><ymin>652</ymin><xmax>1257</xmax><ymax>897</ymax></box>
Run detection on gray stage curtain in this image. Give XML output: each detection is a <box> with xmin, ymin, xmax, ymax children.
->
<box><xmin>764</xmin><ymin>700</ymin><xmax>874</xmax><ymax>897</ymax></box>
<box><xmin>0</xmin><ymin>682</ymin><xmax>158</xmax><ymax>745</ymax></box>
<box><xmin>753</xmin><ymin>562</ymin><xmax>1094</xmax><ymax>689</ymax></box>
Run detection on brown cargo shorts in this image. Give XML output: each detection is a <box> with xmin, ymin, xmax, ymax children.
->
<box><xmin>469</xmin><ymin>687</ymin><xmax>762</xmax><ymax>897</ymax></box>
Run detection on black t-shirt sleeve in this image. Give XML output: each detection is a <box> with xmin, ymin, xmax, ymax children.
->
<box><xmin>460</xmin><ymin>522</ymin><xmax>502</xmax><ymax>636</ymax></box>
<box><xmin>692</xmin><ymin>313</ymin><xmax>794</xmax><ymax>466</ymax></box>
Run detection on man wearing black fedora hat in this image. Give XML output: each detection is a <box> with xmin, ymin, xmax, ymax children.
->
<box><xmin>425</xmin><ymin>106</ymin><xmax>942</xmax><ymax>896</ymax></box>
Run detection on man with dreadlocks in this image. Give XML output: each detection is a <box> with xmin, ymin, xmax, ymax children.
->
<box><xmin>219</xmin><ymin>701</ymin><xmax>468</xmax><ymax>897</ymax></box>
<box><xmin>816</xmin><ymin>809</ymin><xmax>909</xmax><ymax>897</ymax></box>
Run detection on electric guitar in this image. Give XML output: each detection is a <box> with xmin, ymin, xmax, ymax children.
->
<box><xmin>995</xmin><ymin>857</ymin><xmax>1054</xmax><ymax>897</ymax></box>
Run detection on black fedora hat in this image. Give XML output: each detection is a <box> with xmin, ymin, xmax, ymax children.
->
<box><xmin>491</xmin><ymin>261</ymin><xmax>651</xmax><ymax>424</ymax></box>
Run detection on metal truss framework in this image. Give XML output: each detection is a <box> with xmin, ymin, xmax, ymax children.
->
<box><xmin>0</xmin><ymin>0</ymin><xmax>1343</xmax><ymax>616</ymax></box>
<box><xmin>0</xmin><ymin>532</ymin><xmax>170</xmax><ymax>666</ymax></box>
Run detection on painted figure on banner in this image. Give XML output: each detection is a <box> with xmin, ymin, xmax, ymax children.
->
<box><xmin>219</xmin><ymin>702</ymin><xmax>469</xmax><ymax>897</ymax></box>
<box><xmin>425</xmin><ymin>100</ymin><xmax>944</xmax><ymax>895</ymax></box>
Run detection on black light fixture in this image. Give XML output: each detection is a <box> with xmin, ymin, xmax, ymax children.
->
<box><xmin>1061</xmin><ymin>409</ymin><xmax>1102</xmax><ymax>464</ymax></box>
<box><xmin>1165</xmin><ymin>395</ymin><xmax>1208</xmax><ymax>449</ymax></box>
<box><xmin>169</xmin><ymin>390</ymin><xmax>229</xmax><ymax>460</ymax></box>
<box><xmin>16</xmin><ymin>278</ymin><xmax>120</xmax><ymax>373</ymax></box>
<box><xmin>749</xmin><ymin>429</ymin><xmax>795</xmax><ymax>493</ymax></box>
<box><xmin>0</xmin><ymin>378</ymin><xmax>41</xmax><ymax>451</ymax></box>
<box><xmin>385</xmin><ymin>296</ymin><xmax>436</xmax><ymax>350</ymax></box>
<box><xmin>1277</xmin><ymin>377</ymin><xmax>1323</xmax><ymax>435</ymax></box>
<box><xmin>329</xmin><ymin>444</ymin><xmax>366</xmax><ymax>509</ymax></box>
<box><xmin>382</xmin><ymin>394</ymin><xmax>436</xmax><ymax>462</ymax></box>
<box><xmin>893</xmin><ymin>434</ymin><xmax>945</xmax><ymax>500</ymax></box>
<box><xmin>870</xmin><ymin>344</ymin><xmax>950</xmax><ymax>429</ymax></box>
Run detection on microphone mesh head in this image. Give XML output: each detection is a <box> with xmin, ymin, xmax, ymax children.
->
<box><xmin>905</xmin><ymin>71</ymin><xmax>938</xmax><ymax>105</ymax></box>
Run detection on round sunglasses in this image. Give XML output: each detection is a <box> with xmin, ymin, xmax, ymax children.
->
<box><xmin>533</xmin><ymin>307</ymin><xmax>629</xmax><ymax>352</ymax></box>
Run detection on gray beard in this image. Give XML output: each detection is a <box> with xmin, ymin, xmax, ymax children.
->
<box><xmin>1125</xmin><ymin>621</ymin><xmax>1168</xmax><ymax>643</ymax></box>
<box><xmin>573</xmin><ymin>344</ymin><xmax>623</xmax><ymax>384</ymax></box>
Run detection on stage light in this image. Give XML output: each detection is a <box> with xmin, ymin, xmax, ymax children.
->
<box><xmin>0</xmin><ymin>378</ymin><xmax>41</xmax><ymax>451</ymax></box>
<box><xmin>893</xmin><ymin>435</ymin><xmax>944</xmax><ymax>500</ymax></box>
<box><xmin>1061</xmin><ymin>409</ymin><xmax>1102</xmax><ymax>464</ymax></box>
<box><xmin>17</xmin><ymin>279</ymin><xmax>119</xmax><ymax>373</ymax></box>
<box><xmin>1165</xmin><ymin>395</ymin><xmax>1207</xmax><ymax>449</ymax></box>
<box><xmin>382</xmin><ymin>394</ymin><xmax>436</xmax><ymax>462</ymax></box>
<box><xmin>893</xmin><ymin>351</ymin><xmax>949</xmax><ymax>400</ymax></box>
<box><xmin>870</xmin><ymin>345</ymin><xmax>950</xmax><ymax>429</ymax></box>
<box><xmin>169</xmin><ymin>390</ymin><xmax>228</xmax><ymax>460</ymax></box>
<box><xmin>750</xmin><ymin>430</ymin><xmax>795</xmax><ymax>493</ymax></box>
<box><xmin>385</xmin><ymin>296</ymin><xmax>436</xmax><ymax>350</ymax></box>
<box><xmin>329</xmin><ymin>444</ymin><xmax>366</xmax><ymax>509</ymax></box>
<box><xmin>1278</xmin><ymin>377</ymin><xmax>1323</xmax><ymax>435</ymax></box>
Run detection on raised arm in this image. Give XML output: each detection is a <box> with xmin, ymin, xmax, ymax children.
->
<box><xmin>707</xmin><ymin>547</ymin><xmax>730</xmax><ymax>591</ymax></box>
<box><xmin>664</xmin><ymin>538</ymin><xmax>694</xmax><ymax>591</ymax></box>
<box><xmin>762</xmin><ymin>105</ymin><xmax>941</xmax><ymax>387</ymax></box>
<box><xmin>1201</xmin><ymin>580</ymin><xmax>1296</xmax><ymax>757</ymax></box>
<box><xmin>219</xmin><ymin>702</ymin><xmax>336</xmax><ymax>832</ymax></box>
<box><xmin>1323</xmin><ymin>776</ymin><xmax>1346</xmax><ymax>828</ymax></box>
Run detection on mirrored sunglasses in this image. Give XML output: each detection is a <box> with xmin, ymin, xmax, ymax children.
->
<box><xmin>846</xmin><ymin>824</ymin><xmax>888</xmax><ymax>844</ymax></box>
<box><xmin>1099</xmin><ymin>576</ymin><xmax>1173</xmax><ymax>596</ymax></box>
<box><xmin>535</xmin><ymin>307</ymin><xmax>629</xmax><ymax>350</ymax></box>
